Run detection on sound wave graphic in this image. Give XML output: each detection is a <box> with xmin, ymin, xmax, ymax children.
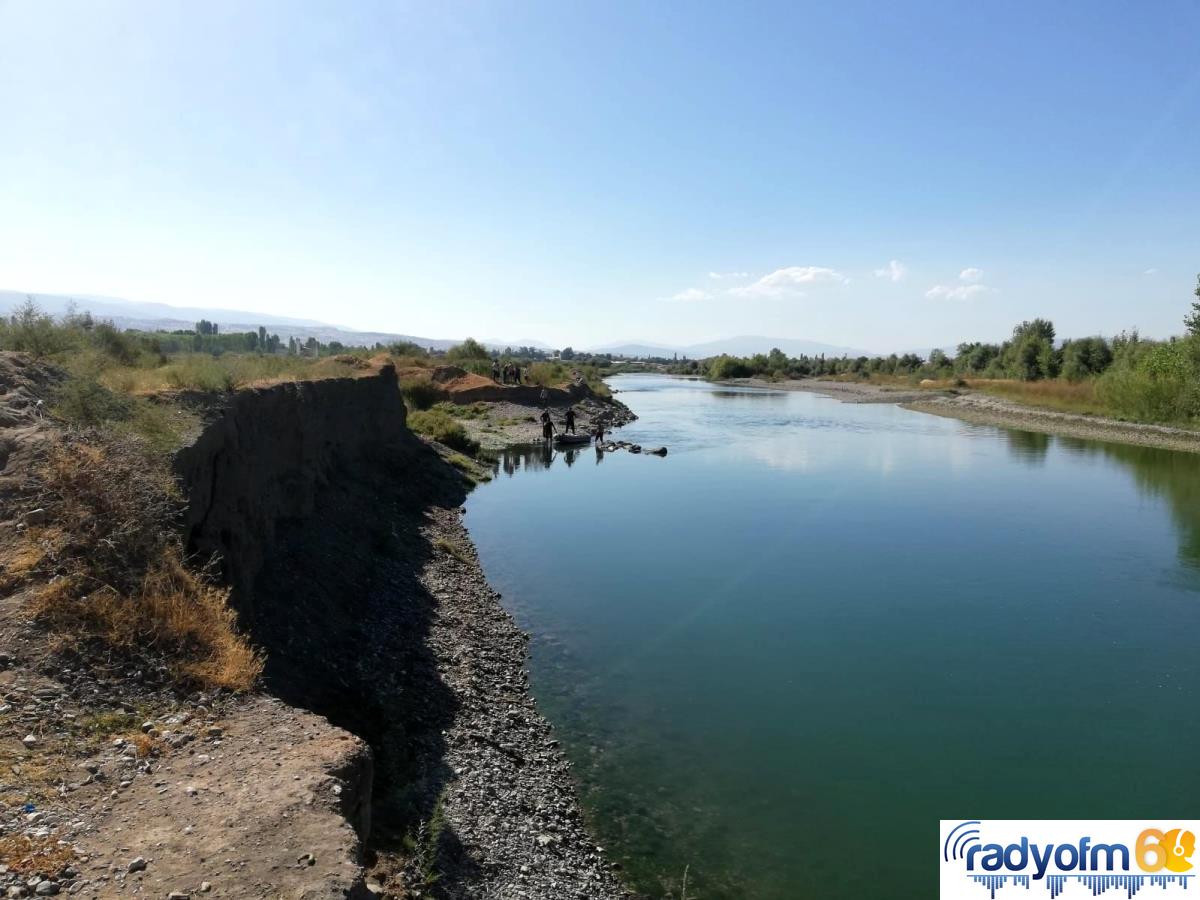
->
<box><xmin>970</xmin><ymin>872</ymin><xmax>1193</xmax><ymax>898</ymax></box>
<box><xmin>946</xmin><ymin>821</ymin><xmax>982</xmax><ymax>861</ymax></box>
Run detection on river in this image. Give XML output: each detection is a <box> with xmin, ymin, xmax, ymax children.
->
<box><xmin>463</xmin><ymin>374</ymin><xmax>1200</xmax><ymax>898</ymax></box>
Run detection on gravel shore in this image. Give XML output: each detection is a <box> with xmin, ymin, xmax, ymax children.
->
<box><xmin>724</xmin><ymin>377</ymin><xmax>1200</xmax><ymax>453</ymax></box>
<box><xmin>0</xmin><ymin>354</ymin><xmax>634</xmax><ymax>899</ymax></box>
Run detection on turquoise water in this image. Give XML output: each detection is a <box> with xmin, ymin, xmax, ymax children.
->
<box><xmin>464</xmin><ymin>375</ymin><xmax>1200</xmax><ymax>899</ymax></box>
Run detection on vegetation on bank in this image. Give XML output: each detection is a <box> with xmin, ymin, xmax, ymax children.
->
<box><xmin>684</xmin><ymin>279</ymin><xmax>1200</xmax><ymax>427</ymax></box>
<box><xmin>395</xmin><ymin>336</ymin><xmax>612</xmax><ymax>397</ymax></box>
<box><xmin>0</xmin><ymin>301</ymin><xmax>538</xmax><ymax>692</ymax></box>
<box><xmin>406</xmin><ymin>408</ymin><xmax>481</xmax><ymax>455</ymax></box>
<box><xmin>5</xmin><ymin>437</ymin><xmax>263</xmax><ymax>691</ymax></box>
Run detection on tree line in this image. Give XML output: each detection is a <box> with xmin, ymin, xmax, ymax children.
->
<box><xmin>685</xmin><ymin>277</ymin><xmax>1200</xmax><ymax>426</ymax></box>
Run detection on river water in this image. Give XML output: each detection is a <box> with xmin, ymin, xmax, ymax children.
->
<box><xmin>463</xmin><ymin>374</ymin><xmax>1200</xmax><ymax>898</ymax></box>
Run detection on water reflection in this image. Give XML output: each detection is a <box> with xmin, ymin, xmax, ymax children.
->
<box><xmin>1053</xmin><ymin>436</ymin><xmax>1200</xmax><ymax>570</ymax></box>
<box><xmin>708</xmin><ymin>388</ymin><xmax>788</xmax><ymax>401</ymax></box>
<box><xmin>1001</xmin><ymin>428</ymin><xmax>1051</xmax><ymax>464</ymax></box>
<box><xmin>992</xmin><ymin>428</ymin><xmax>1200</xmax><ymax>569</ymax></box>
<box><xmin>490</xmin><ymin>444</ymin><xmax>583</xmax><ymax>477</ymax></box>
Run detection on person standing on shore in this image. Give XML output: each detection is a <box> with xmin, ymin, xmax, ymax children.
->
<box><xmin>492</xmin><ymin>359</ymin><xmax>500</xmax><ymax>382</ymax></box>
<box><xmin>540</xmin><ymin>409</ymin><xmax>556</xmax><ymax>442</ymax></box>
<box><xmin>564</xmin><ymin>406</ymin><xmax>577</xmax><ymax>434</ymax></box>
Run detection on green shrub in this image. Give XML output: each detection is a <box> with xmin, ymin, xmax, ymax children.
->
<box><xmin>390</xmin><ymin>340</ymin><xmax>430</xmax><ymax>357</ymax></box>
<box><xmin>51</xmin><ymin>377</ymin><xmax>134</xmax><ymax>426</ymax></box>
<box><xmin>1096</xmin><ymin>336</ymin><xmax>1200</xmax><ymax>425</ymax></box>
<box><xmin>401</xmin><ymin>377</ymin><xmax>441</xmax><ymax>410</ymax></box>
<box><xmin>406</xmin><ymin>408</ymin><xmax>480</xmax><ymax>455</ymax></box>
<box><xmin>708</xmin><ymin>355</ymin><xmax>754</xmax><ymax>379</ymax></box>
<box><xmin>0</xmin><ymin>298</ymin><xmax>75</xmax><ymax>357</ymax></box>
<box><xmin>445</xmin><ymin>337</ymin><xmax>491</xmax><ymax>361</ymax></box>
<box><xmin>456</xmin><ymin>358</ymin><xmax>494</xmax><ymax>377</ymax></box>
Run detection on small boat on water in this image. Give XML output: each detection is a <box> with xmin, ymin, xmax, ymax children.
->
<box><xmin>553</xmin><ymin>433</ymin><xmax>591</xmax><ymax>445</ymax></box>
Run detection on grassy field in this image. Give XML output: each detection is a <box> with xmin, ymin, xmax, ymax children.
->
<box><xmin>970</xmin><ymin>379</ymin><xmax>1114</xmax><ymax>417</ymax></box>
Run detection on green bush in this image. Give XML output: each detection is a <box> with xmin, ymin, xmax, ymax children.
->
<box><xmin>51</xmin><ymin>377</ymin><xmax>134</xmax><ymax>426</ymax></box>
<box><xmin>708</xmin><ymin>355</ymin><xmax>754</xmax><ymax>379</ymax></box>
<box><xmin>0</xmin><ymin>298</ymin><xmax>76</xmax><ymax>357</ymax></box>
<box><xmin>456</xmin><ymin>358</ymin><xmax>494</xmax><ymax>377</ymax></box>
<box><xmin>162</xmin><ymin>356</ymin><xmax>238</xmax><ymax>392</ymax></box>
<box><xmin>1096</xmin><ymin>335</ymin><xmax>1200</xmax><ymax>425</ymax></box>
<box><xmin>407</xmin><ymin>408</ymin><xmax>480</xmax><ymax>455</ymax></box>
<box><xmin>445</xmin><ymin>337</ymin><xmax>491</xmax><ymax>362</ymax></box>
<box><xmin>1060</xmin><ymin>336</ymin><xmax>1113</xmax><ymax>382</ymax></box>
<box><xmin>401</xmin><ymin>377</ymin><xmax>441</xmax><ymax>410</ymax></box>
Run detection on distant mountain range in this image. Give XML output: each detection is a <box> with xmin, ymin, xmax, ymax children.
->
<box><xmin>0</xmin><ymin>290</ymin><xmax>552</xmax><ymax>353</ymax></box>
<box><xmin>589</xmin><ymin>335</ymin><xmax>874</xmax><ymax>359</ymax></box>
<box><xmin>3</xmin><ymin>290</ymin><xmax>936</xmax><ymax>360</ymax></box>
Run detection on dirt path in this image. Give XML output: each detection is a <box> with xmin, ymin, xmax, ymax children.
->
<box><xmin>78</xmin><ymin>699</ymin><xmax>372</xmax><ymax>899</ymax></box>
<box><xmin>722</xmin><ymin>377</ymin><xmax>1200</xmax><ymax>453</ymax></box>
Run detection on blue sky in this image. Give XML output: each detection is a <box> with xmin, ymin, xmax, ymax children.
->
<box><xmin>2</xmin><ymin>1</ymin><xmax>1198</xmax><ymax>352</ymax></box>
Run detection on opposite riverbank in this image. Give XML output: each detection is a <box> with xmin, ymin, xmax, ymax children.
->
<box><xmin>720</xmin><ymin>377</ymin><xmax>1200</xmax><ymax>454</ymax></box>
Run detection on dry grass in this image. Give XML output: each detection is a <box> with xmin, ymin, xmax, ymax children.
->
<box><xmin>972</xmin><ymin>378</ymin><xmax>1109</xmax><ymax>416</ymax></box>
<box><xmin>14</xmin><ymin>440</ymin><xmax>262</xmax><ymax>692</ymax></box>
<box><xmin>127</xmin><ymin>731</ymin><xmax>169</xmax><ymax>759</ymax></box>
<box><xmin>0</xmin><ymin>532</ymin><xmax>54</xmax><ymax>589</ymax></box>
<box><xmin>33</xmin><ymin>551</ymin><xmax>263</xmax><ymax>690</ymax></box>
<box><xmin>94</xmin><ymin>352</ymin><xmax>376</xmax><ymax>395</ymax></box>
<box><xmin>433</xmin><ymin>536</ymin><xmax>471</xmax><ymax>564</ymax></box>
<box><xmin>0</xmin><ymin>834</ymin><xmax>77</xmax><ymax>877</ymax></box>
<box><xmin>833</xmin><ymin>373</ymin><xmax>1116</xmax><ymax>416</ymax></box>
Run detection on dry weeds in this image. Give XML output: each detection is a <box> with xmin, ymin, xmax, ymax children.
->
<box><xmin>12</xmin><ymin>439</ymin><xmax>262</xmax><ymax>691</ymax></box>
<box><xmin>0</xmin><ymin>834</ymin><xmax>77</xmax><ymax>877</ymax></box>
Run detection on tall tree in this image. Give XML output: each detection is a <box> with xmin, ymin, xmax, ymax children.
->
<box><xmin>1185</xmin><ymin>274</ymin><xmax>1200</xmax><ymax>336</ymax></box>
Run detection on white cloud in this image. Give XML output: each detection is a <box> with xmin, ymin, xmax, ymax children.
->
<box><xmin>958</xmin><ymin>267</ymin><xmax>984</xmax><ymax>282</ymax></box>
<box><xmin>707</xmin><ymin>271</ymin><xmax>750</xmax><ymax>280</ymax></box>
<box><xmin>730</xmin><ymin>266</ymin><xmax>848</xmax><ymax>298</ymax></box>
<box><xmin>1144</xmin><ymin>268</ymin><xmax>1158</xmax><ymax>276</ymax></box>
<box><xmin>873</xmin><ymin>259</ymin><xmax>907</xmax><ymax>282</ymax></box>
<box><xmin>664</xmin><ymin>287</ymin><xmax>711</xmax><ymax>303</ymax></box>
<box><xmin>925</xmin><ymin>283</ymin><xmax>995</xmax><ymax>301</ymax></box>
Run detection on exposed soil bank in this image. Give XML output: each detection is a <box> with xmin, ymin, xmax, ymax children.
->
<box><xmin>723</xmin><ymin>377</ymin><xmax>1200</xmax><ymax>453</ymax></box>
<box><xmin>175</xmin><ymin>365</ymin><xmax>628</xmax><ymax>897</ymax></box>
<box><xmin>0</xmin><ymin>355</ymin><xmax>629</xmax><ymax>898</ymax></box>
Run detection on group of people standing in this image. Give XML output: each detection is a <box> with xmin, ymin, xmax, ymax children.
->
<box><xmin>492</xmin><ymin>360</ymin><xmax>525</xmax><ymax>385</ymax></box>
<box><xmin>539</xmin><ymin>406</ymin><xmax>606</xmax><ymax>444</ymax></box>
<box><xmin>486</xmin><ymin>361</ymin><xmax>605</xmax><ymax>445</ymax></box>
<box><xmin>539</xmin><ymin>406</ymin><xmax>576</xmax><ymax>441</ymax></box>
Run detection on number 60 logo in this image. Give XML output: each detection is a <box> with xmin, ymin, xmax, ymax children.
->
<box><xmin>1137</xmin><ymin>828</ymin><xmax>1196</xmax><ymax>873</ymax></box>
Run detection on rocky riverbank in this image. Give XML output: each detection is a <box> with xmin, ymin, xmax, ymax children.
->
<box><xmin>0</xmin><ymin>353</ymin><xmax>632</xmax><ymax>898</ymax></box>
<box><xmin>722</xmin><ymin>376</ymin><xmax>1200</xmax><ymax>453</ymax></box>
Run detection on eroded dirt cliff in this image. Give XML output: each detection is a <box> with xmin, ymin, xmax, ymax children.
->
<box><xmin>1</xmin><ymin>355</ymin><xmax>627</xmax><ymax>898</ymax></box>
<box><xmin>173</xmin><ymin>364</ymin><xmax>626</xmax><ymax>897</ymax></box>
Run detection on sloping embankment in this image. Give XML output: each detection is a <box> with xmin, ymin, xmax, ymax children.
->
<box><xmin>173</xmin><ymin>364</ymin><xmax>628</xmax><ymax>897</ymax></box>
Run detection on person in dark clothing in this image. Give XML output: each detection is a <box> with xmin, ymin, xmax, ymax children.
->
<box><xmin>540</xmin><ymin>409</ymin><xmax>556</xmax><ymax>442</ymax></box>
<box><xmin>564</xmin><ymin>406</ymin><xmax>577</xmax><ymax>434</ymax></box>
<box><xmin>492</xmin><ymin>359</ymin><xmax>501</xmax><ymax>382</ymax></box>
